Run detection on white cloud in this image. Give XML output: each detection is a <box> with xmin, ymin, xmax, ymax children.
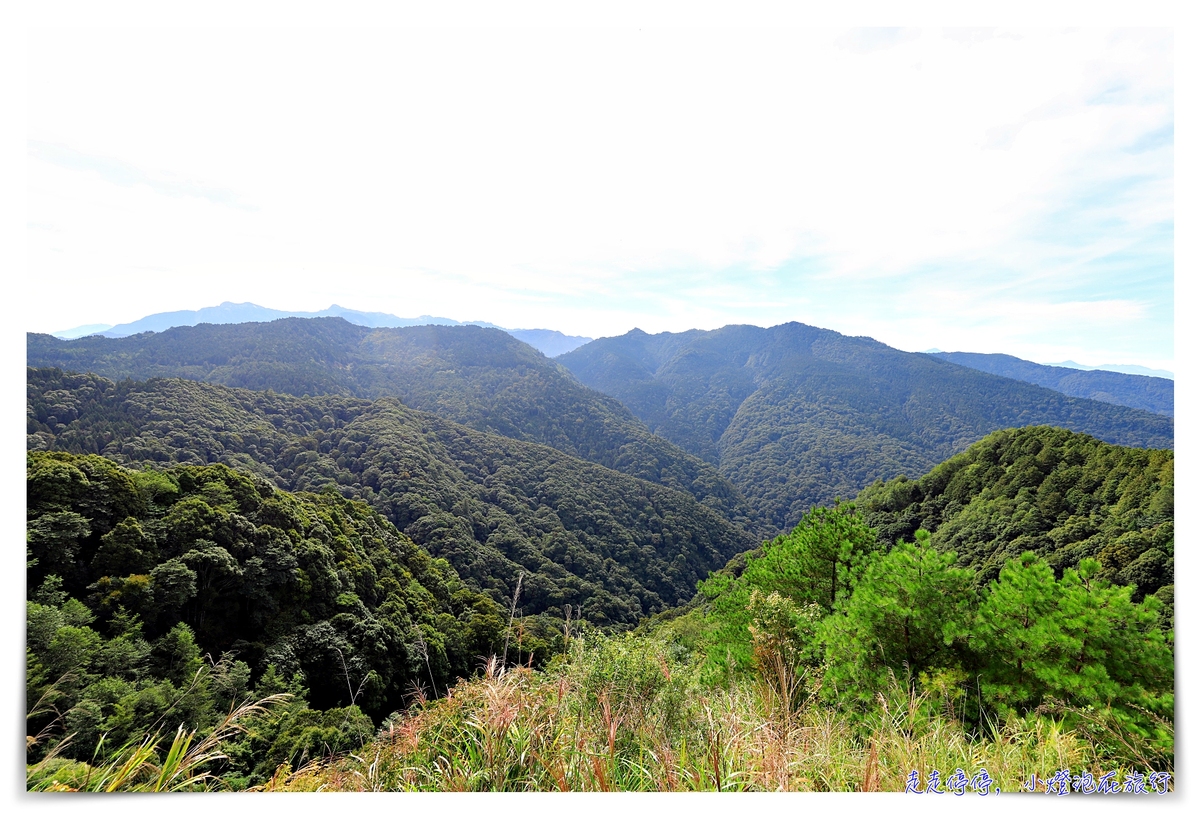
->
<box><xmin>25</xmin><ymin>26</ymin><xmax>1173</xmax><ymax>367</ymax></box>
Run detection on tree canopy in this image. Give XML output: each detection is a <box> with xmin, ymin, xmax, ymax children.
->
<box><xmin>29</xmin><ymin>368</ymin><xmax>757</xmax><ymax>626</ymax></box>
<box><xmin>28</xmin><ymin>320</ymin><xmax>758</xmax><ymax>533</ymax></box>
<box><xmin>26</xmin><ymin>449</ymin><xmax>514</xmax><ymax>783</ymax></box>
<box><xmin>856</xmin><ymin>425</ymin><xmax>1174</xmax><ymax>609</ymax></box>
<box><xmin>560</xmin><ymin>323</ymin><xmax>1173</xmax><ymax>532</ymax></box>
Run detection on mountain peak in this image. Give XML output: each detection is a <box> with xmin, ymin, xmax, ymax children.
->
<box><xmin>51</xmin><ymin>302</ymin><xmax>592</xmax><ymax>357</ymax></box>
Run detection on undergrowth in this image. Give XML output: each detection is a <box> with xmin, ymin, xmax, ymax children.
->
<box><xmin>259</xmin><ymin>630</ymin><xmax>1163</xmax><ymax>792</ymax></box>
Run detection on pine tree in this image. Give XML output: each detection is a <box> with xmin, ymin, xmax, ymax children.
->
<box><xmin>973</xmin><ymin>552</ymin><xmax>1173</xmax><ymax>753</ymax></box>
<box><xmin>820</xmin><ymin>530</ymin><xmax>976</xmax><ymax>704</ymax></box>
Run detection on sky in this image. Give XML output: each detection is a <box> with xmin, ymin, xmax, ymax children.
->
<box><xmin>24</xmin><ymin>25</ymin><xmax>1175</xmax><ymax>370</ymax></box>
<box><xmin>2</xmin><ymin>8</ymin><xmax>1195</xmax><ymax>813</ymax></box>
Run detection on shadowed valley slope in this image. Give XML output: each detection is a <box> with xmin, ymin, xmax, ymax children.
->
<box><xmin>28</xmin><ymin>320</ymin><xmax>760</xmax><ymax>537</ymax></box>
<box><xmin>28</xmin><ymin>368</ymin><xmax>757</xmax><ymax>626</ymax></box>
<box><xmin>928</xmin><ymin>351</ymin><xmax>1172</xmax><ymax>417</ymax></box>
<box><xmin>558</xmin><ymin>323</ymin><xmax>1173</xmax><ymax>532</ymax></box>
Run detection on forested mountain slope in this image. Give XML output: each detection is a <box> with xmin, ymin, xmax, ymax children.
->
<box><xmin>26</xmin><ymin>450</ymin><xmax>502</xmax><ymax>726</ymax></box>
<box><xmin>28</xmin><ymin>321</ymin><xmax>756</xmax><ymax>534</ymax></box>
<box><xmin>29</xmin><ymin>369</ymin><xmax>757</xmax><ymax>626</ymax></box>
<box><xmin>559</xmin><ymin>323</ymin><xmax>1174</xmax><ymax>531</ymax></box>
<box><xmin>856</xmin><ymin>426</ymin><xmax>1173</xmax><ymax>611</ymax></box>
<box><xmin>929</xmin><ymin>351</ymin><xmax>1173</xmax><ymax>417</ymax></box>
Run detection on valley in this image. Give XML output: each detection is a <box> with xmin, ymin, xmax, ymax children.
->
<box><xmin>25</xmin><ymin>317</ymin><xmax>1175</xmax><ymax>792</ymax></box>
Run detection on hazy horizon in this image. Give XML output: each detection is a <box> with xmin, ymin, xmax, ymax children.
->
<box><xmin>27</xmin><ymin>26</ymin><xmax>1174</xmax><ymax>372</ymax></box>
<box><xmin>44</xmin><ymin>299</ymin><xmax>1174</xmax><ymax>376</ymax></box>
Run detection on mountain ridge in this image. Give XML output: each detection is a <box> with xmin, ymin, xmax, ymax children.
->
<box><xmin>30</xmin><ymin>317</ymin><xmax>1173</xmax><ymax>537</ymax></box>
<box><xmin>856</xmin><ymin>425</ymin><xmax>1173</xmax><ymax>602</ymax></box>
<box><xmin>1045</xmin><ymin>359</ymin><xmax>1173</xmax><ymax>379</ymax></box>
<box><xmin>558</xmin><ymin>322</ymin><xmax>1173</xmax><ymax>531</ymax></box>
<box><xmin>27</xmin><ymin>319</ymin><xmax>762</xmax><ymax>538</ymax></box>
<box><xmin>928</xmin><ymin>350</ymin><xmax>1172</xmax><ymax>416</ymax></box>
<box><xmin>27</xmin><ymin>367</ymin><xmax>758</xmax><ymax>626</ymax></box>
<box><xmin>51</xmin><ymin>301</ymin><xmax>592</xmax><ymax>358</ymax></box>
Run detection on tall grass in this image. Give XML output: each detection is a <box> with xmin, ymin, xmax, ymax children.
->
<box><xmin>27</xmin><ymin>693</ymin><xmax>290</xmax><ymax>792</ymax></box>
<box><xmin>264</xmin><ymin>630</ymin><xmax>1159</xmax><ymax>792</ymax></box>
<box><xmin>28</xmin><ymin>629</ymin><xmax>1167</xmax><ymax>792</ymax></box>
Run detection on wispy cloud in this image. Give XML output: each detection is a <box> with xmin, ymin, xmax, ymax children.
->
<box><xmin>29</xmin><ymin>141</ymin><xmax>253</xmax><ymax>209</ymax></box>
<box><xmin>24</xmin><ymin>27</ymin><xmax>1172</xmax><ymax>369</ymax></box>
<box><xmin>1126</xmin><ymin>123</ymin><xmax>1173</xmax><ymax>154</ymax></box>
<box><xmin>837</xmin><ymin>27</ymin><xmax>920</xmax><ymax>54</ymax></box>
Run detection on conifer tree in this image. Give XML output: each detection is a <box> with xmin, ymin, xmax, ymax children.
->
<box><xmin>973</xmin><ymin>552</ymin><xmax>1173</xmax><ymax>738</ymax></box>
<box><xmin>820</xmin><ymin>531</ymin><xmax>976</xmax><ymax>704</ymax></box>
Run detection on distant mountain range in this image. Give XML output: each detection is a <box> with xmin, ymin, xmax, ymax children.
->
<box><xmin>31</xmin><ymin>318</ymin><xmax>1173</xmax><ymax>536</ymax></box>
<box><xmin>53</xmin><ymin>323</ymin><xmax>116</xmax><ymax>339</ymax></box>
<box><xmin>1044</xmin><ymin>360</ymin><xmax>1173</xmax><ymax>379</ymax></box>
<box><xmin>28</xmin><ymin>368</ymin><xmax>755</xmax><ymax>625</ymax></box>
<box><xmin>558</xmin><ymin>323</ymin><xmax>1172</xmax><ymax>531</ymax></box>
<box><xmin>921</xmin><ymin>348</ymin><xmax>1171</xmax><ymax>380</ymax></box>
<box><xmin>927</xmin><ymin>351</ymin><xmax>1172</xmax><ymax>417</ymax></box>
<box><xmin>50</xmin><ymin>301</ymin><xmax>593</xmax><ymax>358</ymax></box>
<box><xmin>27</xmin><ymin>319</ymin><xmax>761</xmax><ymax>538</ymax></box>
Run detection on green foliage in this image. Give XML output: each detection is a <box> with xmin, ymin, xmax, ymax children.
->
<box><xmin>27</xmin><ymin>321</ymin><xmax>758</xmax><ymax>532</ymax></box>
<box><xmin>25</xmin><ymin>450</ymin><xmax>510</xmax><ymax>784</ymax></box>
<box><xmin>745</xmin><ymin>591</ymin><xmax>822</xmax><ymax>721</ymax></box>
<box><xmin>560</xmin><ymin>323</ymin><xmax>1172</xmax><ymax>531</ymax></box>
<box><xmin>857</xmin><ymin>426</ymin><xmax>1174</xmax><ymax>594</ymax></box>
<box><xmin>973</xmin><ymin>553</ymin><xmax>1173</xmax><ymax>759</ymax></box>
<box><xmin>43</xmin><ymin>624</ymin><xmax>104</xmax><ymax>679</ymax></box>
<box><xmin>92</xmin><ymin>517</ymin><xmax>158</xmax><ymax>577</ymax></box>
<box><xmin>930</xmin><ymin>351</ymin><xmax>1172</xmax><ymax>417</ymax></box>
<box><xmin>28</xmin><ymin>369</ymin><xmax>757</xmax><ymax>625</ymax></box>
<box><xmin>572</xmin><ymin>631</ymin><xmax>694</xmax><ymax>744</ymax></box>
<box><xmin>24</xmin><ymin>323</ymin><xmax>1177</xmax><ymax>789</ymax></box>
<box><xmin>27</xmin><ymin>512</ymin><xmax>91</xmax><ymax>582</ymax></box>
<box><xmin>819</xmin><ymin>531</ymin><xmax>976</xmax><ymax>706</ymax></box>
<box><xmin>263</xmin><ymin>624</ymin><xmax>1161</xmax><ymax>792</ymax></box>
<box><xmin>694</xmin><ymin>505</ymin><xmax>1172</xmax><ymax>760</ymax></box>
<box><xmin>698</xmin><ymin>503</ymin><xmax>876</xmax><ymax>677</ymax></box>
<box><xmin>28</xmin><ymin>695</ymin><xmax>291</xmax><ymax>792</ymax></box>
<box><xmin>151</xmin><ymin>622</ymin><xmax>204</xmax><ymax>686</ymax></box>
<box><xmin>253</xmin><ymin>704</ymin><xmax>376</xmax><ymax>777</ymax></box>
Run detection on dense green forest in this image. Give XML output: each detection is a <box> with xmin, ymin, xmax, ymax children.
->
<box><xmin>930</xmin><ymin>351</ymin><xmax>1173</xmax><ymax>417</ymax></box>
<box><xmin>25</xmin><ymin>327</ymin><xmax>1176</xmax><ymax>792</ymax></box>
<box><xmin>33</xmin><ymin>319</ymin><xmax>1173</xmax><ymax>537</ymax></box>
<box><xmin>29</xmin><ymin>368</ymin><xmax>756</xmax><ymax>625</ymax></box>
<box><xmin>686</xmin><ymin>503</ymin><xmax>1172</xmax><ymax>763</ymax></box>
<box><xmin>558</xmin><ymin>322</ymin><xmax>1173</xmax><ymax>530</ymax></box>
<box><xmin>856</xmin><ymin>426</ymin><xmax>1174</xmax><ymax>616</ymax></box>
<box><xmin>94</xmin><ymin>502</ymin><xmax>1164</xmax><ymax>793</ymax></box>
<box><xmin>26</xmin><ymin>450</ymin><xmax>505</xmax><ymax>786</ymax></box>
<box><xmin>28</xmin><ymin>321</ymin><xmax>758</xmax><ymax>534</ymax></box>
<box><xmin>28</xmin><ymin>451</ymin><xmax>1173</xmax><ymax>792</ymax></box>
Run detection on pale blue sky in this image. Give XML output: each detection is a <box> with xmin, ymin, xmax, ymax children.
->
<box><xmin>25</xmin><ymin>25</ymin><xmax>1174</xmax><ymax>370</ymax></box>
